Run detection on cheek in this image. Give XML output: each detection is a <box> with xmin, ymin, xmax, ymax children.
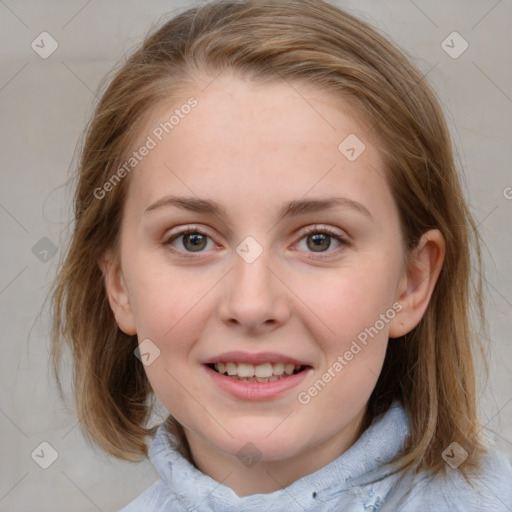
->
<box><xmin>129</xmin><ymin>266</ymin><xmax>214</xmax><ymax>421</ymax></box>
<box><xmin>297</xmin><ymin>271</ymin><xmax>391</xmax><ymax>419</ymax></box>
<box><xmin>127</xmin><ymin>252</ymin><xmax>215</xmax><ymax>343</ymax></box>
<box><xmin>291</xmin><ymin>251</ymin><xmax>399</xmax><ymax>407</ymax></box>
<box><xmin>296</xmin><ymin>253</ymin><xmax>401</xmax><ymax>347</ymax></box>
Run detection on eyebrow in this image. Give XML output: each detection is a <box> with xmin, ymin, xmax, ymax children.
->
<box><xmin>144</xmin><ymin>195</ymin><xmax>373</xmax><ymax>221</ymax></box>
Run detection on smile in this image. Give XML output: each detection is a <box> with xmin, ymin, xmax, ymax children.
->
<box><xmin>203</xmin><ymin>362</ymin><xmax>312</xmax><ymax>400</ymax></box>
<box><xmin>207</xmin><ymin>362</ymin><xmax>308</xmax><ymax>382</ymax></box>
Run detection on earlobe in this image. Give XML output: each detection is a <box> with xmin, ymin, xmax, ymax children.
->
<box><xmin>98</xmin><ymin>252</ymin><xmax>137</xmax><ymax>335</ymax></box>
<box><xmin>389</xmin><ymin>229</ymin><xmax>445</xmax><ymax>339</ymax></box>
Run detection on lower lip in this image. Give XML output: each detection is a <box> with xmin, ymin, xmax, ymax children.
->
<box><xmin>203</xmin><ymin>365</ymin><xmax>312</xmax><ymax>401</ymax></box>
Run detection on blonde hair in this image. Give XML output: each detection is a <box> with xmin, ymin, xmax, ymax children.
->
<box><xmin>51</xmin><ymin>0</ymin><xmax>486</xmax><ymax>477</ymax></box>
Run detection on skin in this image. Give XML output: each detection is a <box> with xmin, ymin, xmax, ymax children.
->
<box><xmin>100</xmin><ymin>71</ymin><xmax>445</xmax><ymax>497</ymax></box>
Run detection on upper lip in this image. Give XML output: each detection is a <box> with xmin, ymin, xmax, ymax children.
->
<box><xmin>202</xmin><ymin>351</ymin><xmax>312</xmax><ymax>367</ymax></box>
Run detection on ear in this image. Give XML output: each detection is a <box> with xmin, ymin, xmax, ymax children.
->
<box><xmin>389</xmin><ymin>229</ymin><xmax>445</xmax><ymax>338</ymax></box>
<box><xmin>98</xmin><ymin>251</ymin><xmax>137</xmax><ymax>335</ymax></box>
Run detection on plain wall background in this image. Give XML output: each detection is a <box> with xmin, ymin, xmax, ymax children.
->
<box><xmin>1</xmin><ymin>1</ymin><xmax>511</xmax><ymax>510</ymax></box>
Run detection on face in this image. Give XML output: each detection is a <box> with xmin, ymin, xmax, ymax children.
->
<box><xmin>104</xmin><ymin>71</ymin><xmax>412</xmax><ymax>483</ymax></box>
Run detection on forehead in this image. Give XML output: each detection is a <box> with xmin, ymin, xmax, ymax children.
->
<box><xmin>123</xmin><ymin>72</ymin><xmax>390</xmax><ymax>218</ymax></box>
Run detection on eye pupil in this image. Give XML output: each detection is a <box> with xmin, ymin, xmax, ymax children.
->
<box><xmin>307</xmin><ymin>233</ymin><xmax>331</xmax><ymax>252</ymax></box>
<box><xmin>184</xmin><ymin>233</ymin><xmax>207</xmax><ymax>251</ymax></box>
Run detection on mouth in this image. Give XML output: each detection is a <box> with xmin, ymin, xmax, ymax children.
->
<box><xmin>205</xmin><ymin>362</ymin><xmax>311</xmax><ymax>383</ymax></box>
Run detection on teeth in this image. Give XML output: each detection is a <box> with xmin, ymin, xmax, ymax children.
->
<box><xmin>226</xmin><ymin>362</ymin><xmax>237</xmax><ymax>376</ymax></box>
<box><xmin>213</xmin><ymin>361</ymin><xmax>303</xmax><ymax>378</ymax></box>
<box><xmin>255</xmin><ymin>363</ymin><xmax>273</xmax><ymax>378</ymax></box>
<box><xmin>237</xmin><ymin>363</ymin><xmax>255</xmax><ymax>377</ymax></box>
<box><xmin>284</xmin><ymin>363</ymin><xmax>295</xmax><ymax>375</ymax></box>
<box><xmin>272</xmin><ymin>362</ymin><xmax>284</xmax><ymax>376</ymax></box>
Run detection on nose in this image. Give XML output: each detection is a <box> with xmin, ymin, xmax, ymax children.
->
<box><xmin>218</xmin><ymin>248</ymin><xmax>291</xmax><ymax>335</ymax></box>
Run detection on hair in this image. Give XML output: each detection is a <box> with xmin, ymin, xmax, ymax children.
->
<box><xmin>51</xmin><ymin>0</ymin><xmax>487</xmax><ymax>479</ymax></box>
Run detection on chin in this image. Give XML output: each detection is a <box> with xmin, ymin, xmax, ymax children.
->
<box><xmin>216</xmin><ymin>424</ymin><xmax>307</xmax><ymax>462</ymax></box>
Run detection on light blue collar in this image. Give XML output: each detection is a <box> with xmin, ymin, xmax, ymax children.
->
<box><xmin>148</xmin><ymin>402</ymin><xmax>410</xmax><ymax>511</ymax></box>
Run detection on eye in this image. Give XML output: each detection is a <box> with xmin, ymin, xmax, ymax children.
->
<box><xmin>294</xmin><ymin>225</ymin><xmax>348</xmax><ymax>259</ymax></box>
<box><xmin>163</xmin><ymin>226</ymin><xmax>217</xmax><ymax>258</ymax></box>
<box><xmin>163</xmin><ymin>224</ymin><xmax>349</xmax><ymax>260</ymax></box>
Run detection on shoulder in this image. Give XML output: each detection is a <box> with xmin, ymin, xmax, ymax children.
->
<box><xmin>118</xmin><ymin>479</ymin><xmax>172</xmax><ymax>512</ymax></box>
<box><xmin>453</xmin><ymin>448</ymin><xmax>512</xmax><ymax>510</ymax></box>
<box><xmin>397</xmin><ymin>448</ymin><xmax>512</xmax><ymax>512</ymax></box>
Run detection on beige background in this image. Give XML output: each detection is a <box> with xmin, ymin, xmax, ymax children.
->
<box><xmin>1</xmin><ymin>0</ymin><xmax>511</xmax><ymax>510</ymax></box>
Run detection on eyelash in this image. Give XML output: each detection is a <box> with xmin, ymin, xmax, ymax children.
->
<box><xmin>163</xmin><ymin>225</ymin><xmax>349</xmax><ymax>260</ymax></box>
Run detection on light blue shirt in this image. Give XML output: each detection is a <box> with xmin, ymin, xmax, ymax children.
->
<box><xmin>120</xmin><ymin>402</ymin><xmax>512</xmax><ymax>511</ymax></box>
